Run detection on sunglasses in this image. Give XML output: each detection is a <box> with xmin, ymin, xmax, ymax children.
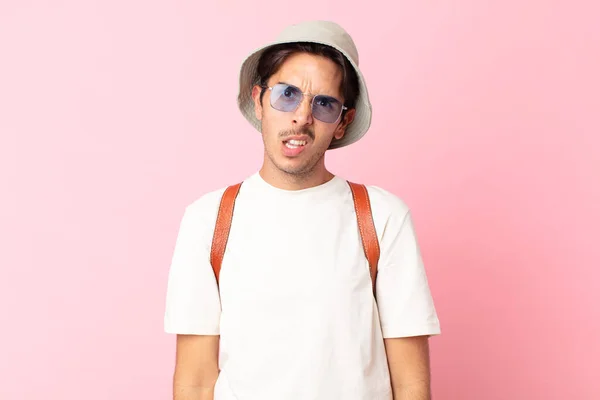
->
<box><xmin>263</xmin><ymin>83</ymin><xmax>348</xmax><ymax>124</ymax></box>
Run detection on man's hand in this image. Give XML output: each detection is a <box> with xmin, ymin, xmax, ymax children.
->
<box><xmin>173</xmin><ymin>334</ymin><xmax>220</xmax><ymax>400</ymax></box>
<box><xmin>384</xmin><ymin>335</ymin><xmax>432</xmax><ymax>400</ymax></box>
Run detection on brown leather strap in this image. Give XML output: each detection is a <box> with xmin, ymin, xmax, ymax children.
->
<box><xmin>348</xmin><ymin>181</ymin><xmax>380</xmax><ymax>295</ymax></box>
<box><xmin>210</xmin><ymin>183</ymin><xmax>242</xmax><ymax>283</ymax></box>
<box><xmin>209</xmin><ymin>181</ymin><xmax>380</xmax><ymax>296</ymax></box>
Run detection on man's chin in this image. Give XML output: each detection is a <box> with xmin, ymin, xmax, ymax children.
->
<box><xmin>271</xmin><ymin>157</ymin><xmax>312</xmax><ymax>176</ymax></box>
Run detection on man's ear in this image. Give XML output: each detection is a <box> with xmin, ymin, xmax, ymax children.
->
<box><xmin>251</xmin><ymin>85</ymin><xmax>263</xmax><ymax>120</ymax></box>
<box><xmin>334</xmin><ymin>108</ymin><xmax>356</xmax><ymax>140</ymax></box>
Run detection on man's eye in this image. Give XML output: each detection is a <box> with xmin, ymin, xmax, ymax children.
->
<box><xmin>283</xmin><ymin>86</ymin><xmax>299</xmax><ymax>98</ymax></box>
<box><xmin>316</xmin><ymin>97</ymin><xmax>334</xmax><ymax>108</ymax></box>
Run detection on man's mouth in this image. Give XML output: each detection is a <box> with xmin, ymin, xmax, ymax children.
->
<box><xmin>284</xmin><ymin>139</ymin><xmax>308</xmax><ymax>149</ymax></box>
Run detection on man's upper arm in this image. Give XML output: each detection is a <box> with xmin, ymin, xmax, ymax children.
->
<box><xmin>165</xmin><ymin>198</ymin><xmax>224</xmax><ymax>398</ymax></box>
<box><xmin>164</xmin><ymin>201</ymin><xmax>222</xmax><ymax>335</ymax></box>
<box><xmin>370</xmin><ymin>189</ymin><xmax>440</xmax><ymax>398</ymax></box>
<box><xmin>374</xmin><ymin>196</ymin><xmax>441</xmax><ymax>339</ymax></box>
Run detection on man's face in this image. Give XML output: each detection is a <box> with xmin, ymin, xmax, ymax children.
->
<box><xmin>252</xmin><ymin>52</ymin><xmax>355</xmax><ymax>179</ymax></box>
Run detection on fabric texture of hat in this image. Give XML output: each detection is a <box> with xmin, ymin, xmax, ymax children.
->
<box><xmin>237</xmin><ymin>20</ymin><xmax>372</xmax><ymax>150</ymax></box>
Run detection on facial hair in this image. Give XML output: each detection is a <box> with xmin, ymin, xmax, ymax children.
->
<box><xmin>278</xmin><ymin>126</ymin><xmax>315</xmax><ymax>141</ymax></box>
<box><xmin>263</xmin><ymin>126</ymin><xmax>327</xmax><ymax>180</ymax></box>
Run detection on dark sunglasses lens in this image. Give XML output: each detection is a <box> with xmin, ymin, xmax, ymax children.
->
<box><xmin>312</xmin><ymin>96</ymin><xmax>343</xmax><ymax>123</ymax></box>
<box><xmin>270</xmin><ymin>84</ymin><xmax>301</xmax><ymax>112</ymax></box>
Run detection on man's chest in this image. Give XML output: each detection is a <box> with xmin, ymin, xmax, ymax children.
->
<box><xmin>217</xmin><ymin>208</ymin><xmax>373</xmax><ymax>315</ymax></box>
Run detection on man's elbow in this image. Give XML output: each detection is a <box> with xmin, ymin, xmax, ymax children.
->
<box><xmin>173</xmin><ymin>360</ymin><xmax>219</xmax><ymax>388</ymax></box>
<box><xmin>392</xmin><ymin>381</ymin><xmax>431</xmax><ymax>400</ymax></box>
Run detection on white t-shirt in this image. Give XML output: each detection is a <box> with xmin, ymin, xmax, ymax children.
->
<box><xmin>164</xmin><ymin>172</ymin><xmax>441</xmax><ymax>400</ymax></box>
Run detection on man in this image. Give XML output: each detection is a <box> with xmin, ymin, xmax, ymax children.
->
<box><xmin>164</xmin><ymin>20</ymin><xmax>441</xmax><ymax>400</ymax></box>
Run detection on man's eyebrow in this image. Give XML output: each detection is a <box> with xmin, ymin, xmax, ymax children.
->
<box><xmin>277</xmin><ymin>81</ymin><xmax>342</xmax><ymax>101</ymax></box>
<box><xmin>277</xmin><ymin>81</ymin><xmax>298</xmax><ymax>89</ymax></box>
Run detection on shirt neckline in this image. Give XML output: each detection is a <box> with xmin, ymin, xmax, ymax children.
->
<box><xmin>245</xmin><ymin>171</ymin><xmax>346</xmax><ymax>199</ymax></box>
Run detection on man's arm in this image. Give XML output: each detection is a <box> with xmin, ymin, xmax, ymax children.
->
<box><xmin>173</xmin><ymin>334</ymin><xmax>220</xmax><ymax>400</ymax></box>
<box><xmin>384</xmin><ymin>335</ymin><xmax>432</xmax><ymax>400</ymax></box>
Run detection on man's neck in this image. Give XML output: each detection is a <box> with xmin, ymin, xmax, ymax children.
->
<box><xmin>258</xmin><ymin>165</ymin><xmax>335</xmax><ymax>191</ymax></box>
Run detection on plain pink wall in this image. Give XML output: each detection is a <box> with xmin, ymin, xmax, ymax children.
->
<box><xmin>1</xmin><ymin>1</ymin><xmax>598</xmax><ymax>399</ymax></box>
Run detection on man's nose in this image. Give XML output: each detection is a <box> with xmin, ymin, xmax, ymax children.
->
<box><xmin>292</xmin><ymin>96</ymin><xmax>314</xmax><ymax>126</ymax></box>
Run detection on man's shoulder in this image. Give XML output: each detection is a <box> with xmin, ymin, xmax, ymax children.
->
<box><xmin>183</xmin><ymin>185</ymin><xmax>230</xmax><ymax>218</ymax></box>
<box><xmin>363</xmin><ymin>183</ymin><xmax>411</xmax><ymax>219</ymax></box>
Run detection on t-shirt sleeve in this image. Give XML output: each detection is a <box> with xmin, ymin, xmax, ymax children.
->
<box><xmin>163</xmin><ymin>203</ymin><xmax>221</xmax><ymax>335</ymax></box>
<box><xmin>375</xmin><ymin>204</ymin><xmax>441</xmax><ymax>339</ymax></box>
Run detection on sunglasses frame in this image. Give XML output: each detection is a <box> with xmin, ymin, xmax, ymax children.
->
<box><xmin>263</xmin><ymin>83</ymin><xmax>348</xmax><ymax>124</ymax></box>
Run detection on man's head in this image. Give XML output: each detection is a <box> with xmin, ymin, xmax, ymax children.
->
<box><xmin>251</xmin><ymin>42</ymin><xmax>359</xmax><ymax>178</ymax></box>
<box><xmin>236</xmin><ymin>21</ymin><xmax>372</xmax><ymax>180</ymax></box>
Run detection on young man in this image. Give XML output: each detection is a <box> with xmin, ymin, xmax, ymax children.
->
<box><xmin>164</xmin><ymin>20</ymin><xmax>441</xmax><ymax>400</ymax></box>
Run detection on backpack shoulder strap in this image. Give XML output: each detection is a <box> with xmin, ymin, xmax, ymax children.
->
<box><xmin>348</xmin><ymin>181</ymin><xmax>380</xmax><ymax>296</ymax></box>
<box><xmin>209</xmin><ymin>181</ymin><xmax>380</xmax><ymax>296</ymax></box>
<box><xmin>210</xmin><ymin>182</ymin><xmax>242</xmax><ymax>284</ymax></box>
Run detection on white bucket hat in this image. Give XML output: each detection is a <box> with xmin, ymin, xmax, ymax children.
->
<box><xmin>237</xmin><ymin>20</ymin><xmax>372</xmax><ymax>150</ymax></box>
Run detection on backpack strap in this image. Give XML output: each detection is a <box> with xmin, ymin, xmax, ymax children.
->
<box><xmin>209</xmin><ymin>181</ymin><xmax>380</xmax><ymax>296</ymax></box>
<box><xmin>347</xmin><ymin>182</ymin><xmax>380</xmax><ymax>295</ymax></box>
<box><xmin>209</xmin><ymin>182</ymin><xmax>242</xmax><ymax>284</ymax></box>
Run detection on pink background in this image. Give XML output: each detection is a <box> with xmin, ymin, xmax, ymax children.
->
<box><xmin>1</xmin><ymin>1</ymin><xmax>598</xmax><ymax>399</ymax></box>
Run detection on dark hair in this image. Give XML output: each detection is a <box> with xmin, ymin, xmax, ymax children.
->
<box><xmin>256</xmin><ymin>42</ymin><xmax>360</xmax><ymax>114</ymax></box>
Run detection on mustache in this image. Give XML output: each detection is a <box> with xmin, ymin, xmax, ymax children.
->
<box><xmin>279</xmin><ymin>128</ymin><xmax>315</xmax><ymax>141</ymax></box>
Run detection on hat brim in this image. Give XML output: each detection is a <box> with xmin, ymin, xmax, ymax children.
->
<box><xmin>237</xmin><ymin>39</ymin><xmax>372</xmax><ymax>150</ymax></box>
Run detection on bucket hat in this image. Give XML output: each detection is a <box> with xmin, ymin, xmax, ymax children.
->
<box><xmin>237</xmin><ymin>20</ymin><xmax>372</xmax><ymax>150</ymax></box>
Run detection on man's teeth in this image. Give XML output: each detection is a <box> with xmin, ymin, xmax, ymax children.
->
<box><xmin>285</xmin><ymin>139</ymin><xmax>307</xmax><ymax>149</ymax></box>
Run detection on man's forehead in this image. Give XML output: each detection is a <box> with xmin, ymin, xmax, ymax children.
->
<box><xmin>271</xmin><ymin>53</ymin><xmax>343</xmax><ymax>96</ymax></box>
